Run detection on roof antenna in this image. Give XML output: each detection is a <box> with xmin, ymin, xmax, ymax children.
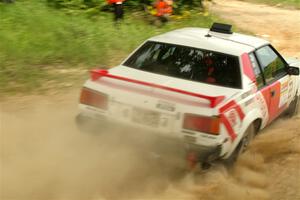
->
<box><xmin>205</xmin><ymin>31</ymin><xmax>212</xmax><ymax>37</ymax></box>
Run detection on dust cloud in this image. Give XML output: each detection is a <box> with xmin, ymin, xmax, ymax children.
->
<box><xmin>0</xmin><ymin>92</ymin><xmax>299</xmax><ymax>200</ymax></box>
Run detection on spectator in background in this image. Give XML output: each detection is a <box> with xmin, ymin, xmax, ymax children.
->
<box><xmin>155</xmin><ymin>0</ymin><xmax>173</xmax><ymax>18</ymax></box>
<box><xmin>107</xmin><ymin>0</ymin><xmax>125</xmax><ymax>23</ymax></box>
<box><xmin>154</xmin><ymin>0</ymin><xmax>173</xmax><ymax>25</ymax></box>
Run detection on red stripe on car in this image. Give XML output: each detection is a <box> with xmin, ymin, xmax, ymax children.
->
<box><xmin>220</xmin><ymin>114</ymin><xmax>237</xmax><ymax>141</ymax></box>
<box><xmin>219</xmin><ymin>100</ymin><xmax>245</xmax><ymax>120</ymax></box>
<box><xmin>219</xmin><ymin>100</ymin><xmax>245</xmax><ymax>141</ymax></box>
<box><xmin>242</xmin><ymin>53</ymin><xmax>256</xmax><ymax>83</ymax></box>
<box><xmin>260</xmin><ymin>81</ymin><xmax>287</xmax><ymax>123</ymax></box>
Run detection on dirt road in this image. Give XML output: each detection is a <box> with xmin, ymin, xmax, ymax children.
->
<box><xmin>210</xmin><ymin>0</ymin><xmax>300</xmax><ymax>58</ymax></box>
<box><xmin>1</xmin><ymin>1</ymin><xmax>300</xmax><ymax>200</ymax></box>
<box><xmin>1</xmin><ymin>90</ymin><xmax>299</xmax><ymax>200</ymax></box>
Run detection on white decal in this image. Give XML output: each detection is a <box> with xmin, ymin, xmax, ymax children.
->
<box><xmin>256</xmin><ymin>93</ymin><xmax>268</xmax><ymax>123</ymax></box>
<box><xmin>279</xmin><ymin>81</ymin><xmax>289</xmax><ymax>108</ymax></box>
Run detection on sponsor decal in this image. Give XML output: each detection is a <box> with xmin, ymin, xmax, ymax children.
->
<box><xmin>241</xmin><ymin>90</ymin><xmax>252</xmax><ymax>99</ymax></box>
<box><xmin>244</xmin><ymin>98</ymin><xmax>254</xmax><ymax>107</ymax></box>
<box><xmin>256</xmin><ymin>93</ymin><xmax>268</xmax><ymax>120</ymax></box>
<box><xmin>279</xmin><ymin>81</ymin><xmax>289</xmax><ymax>108</ymax></box>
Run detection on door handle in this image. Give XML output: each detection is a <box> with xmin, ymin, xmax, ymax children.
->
<box><xmin>271</xmin><ymin>90</ymin><xmax>276</xmax><ymax>97</ymax></box>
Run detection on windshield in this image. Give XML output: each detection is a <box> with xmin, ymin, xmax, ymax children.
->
<box><xmin>123</xmin><ymin>41</ymin><xmax>242</xmax><ymax>89</ymax></box>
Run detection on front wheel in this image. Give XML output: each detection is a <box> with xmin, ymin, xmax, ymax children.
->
<box><xmin>224</xmin><ymin>124</ymin><xmax>255</xmax><ymax>166</ymax></box>
<box><xmin>286</xmin><ymin>95</ymin><xmax>299</xmax><ymax>117</ymax></box>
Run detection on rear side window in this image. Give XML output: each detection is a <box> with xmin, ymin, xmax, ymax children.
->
<box><xmin>255</xmin><ymin>45</ymin><xmax>286</xmax><ymax>84</ymax></box>
<box><xmin>124</xmin><ymin>41</ymin><xmax>241</xmax><ymax>89</ymax></box>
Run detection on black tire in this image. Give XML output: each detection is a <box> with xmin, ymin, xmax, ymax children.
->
<box><xmin>224</xmin><ymin>124</ymin><xmax>255</xmax><ymax>166</ymax></box>
<box><xmin>286</xmin><ymin>95</ymin><xmax>299</xmax><ymax>117</ymax></box>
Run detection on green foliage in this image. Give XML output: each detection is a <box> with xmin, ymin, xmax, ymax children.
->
<box><xmin>46</xmin><ymin>0</ymin><xmax>204</xmax><ymax>13</ymax></box>
<box><xmin>0</xmin><ymin>0</ymin><xmax>214</xmax><ymax>94</ymax></box>
<box><xmin>47</xmin><ymin>0</ymin><xmax>105</xmax><ymax>9</ymax></box>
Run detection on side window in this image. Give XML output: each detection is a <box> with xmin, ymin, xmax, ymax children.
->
<box><xmin>249</xmin><ymin>53</ymin><xmax>264</xmax><ymax>88</ymax></box>
<box><xmin>255</xmin><ymin>45</ymin><xmax>286</xmax><ymax>84</ymax></box>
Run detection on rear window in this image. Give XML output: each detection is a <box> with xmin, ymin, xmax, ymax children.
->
<box><xmin>124</xmin><ymin>41</ymin><xmax>242</xmax><ymax>89</ymax></box>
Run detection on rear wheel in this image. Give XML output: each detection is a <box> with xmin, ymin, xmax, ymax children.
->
<box><xmin>224</xmin><ymin>124</ymin><xmax>255</xmax><ymax>166</ymax></box>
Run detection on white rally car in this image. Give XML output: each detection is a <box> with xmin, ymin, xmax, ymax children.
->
<box><xmin>77</xmin><ymin>23</ymin><xmax>300</xmax><ymax>166</ymax></box>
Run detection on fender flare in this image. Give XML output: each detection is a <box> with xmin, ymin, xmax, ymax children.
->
<box><xmin>223</xmin><ymin>108</ymin><xmax>263</xmax><ymax>159</ymax></box>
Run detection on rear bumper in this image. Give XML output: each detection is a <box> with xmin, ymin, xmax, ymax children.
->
<box><xmin>76</xmin><ymin>113</ymin><xmax>223</xmax><ymax>163</ymax></box>
<box><xmin>76</xmin><ymin>112</ymin><xmax>108</xmax><ymax>130</ymax></box>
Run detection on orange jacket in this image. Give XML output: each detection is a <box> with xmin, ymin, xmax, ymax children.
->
<box><xmin>107</xmin><ymin>0</ymin><xmax>124</xmax><ymax>4</ymax></box>
<box><xmin>155</xmin><ymin>0</ymin><xmax>172</xmax><ymax>16</ymax></box>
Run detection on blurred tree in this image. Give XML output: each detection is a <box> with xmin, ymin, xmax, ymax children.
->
<box><xmin>1</xmin><ymin>0</ymin><xmax>14</xmax><ymax>3</ymax></box>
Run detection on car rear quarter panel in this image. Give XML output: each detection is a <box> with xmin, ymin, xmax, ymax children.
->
<box><xmin>218</xmin><ymin>85</ymin><xmax>265</xmax><ymax>158</ymax></box>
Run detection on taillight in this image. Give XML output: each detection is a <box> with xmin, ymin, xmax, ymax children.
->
<box><xmin>183</xmin><ymin>114</ymin><xmax>220</xmax><ymax>135</ymax></box>
<box><xmin>80</xmin><ymin>88</ymin><xmax>108</xmax><ymax>110</ymax></box>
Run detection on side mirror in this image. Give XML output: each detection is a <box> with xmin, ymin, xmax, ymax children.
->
<box><xmin>287</xmin><ymin>66</ymin><xmax>300</xmax><ymax>76</ymax></box>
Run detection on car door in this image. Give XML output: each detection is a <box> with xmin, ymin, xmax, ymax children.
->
<box><xmin>254</xmin><ymin>45</ymin><xmax>292</xmax><ymax>123</ymax></box>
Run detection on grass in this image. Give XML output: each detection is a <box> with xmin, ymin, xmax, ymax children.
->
<box><xmin>0</xmin><ymin>1</ymin><xmax>221</xmax><ymax>95</ymax></box>
<box><xmin>241</xmin><ymin>0</ymin><xmax>300</xmax><ymax>9</ymax></box>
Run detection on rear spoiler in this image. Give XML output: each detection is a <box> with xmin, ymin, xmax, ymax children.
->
<box><xmin>90</xmin><ymin>69</ymin><xmax>225</xmax><ymax>108</ymax></box>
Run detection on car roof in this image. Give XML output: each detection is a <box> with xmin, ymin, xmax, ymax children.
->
<box><xmin>149</xmin><ymin>28</ymin><xmax>269</xmax><ymax>56</ymax></box>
